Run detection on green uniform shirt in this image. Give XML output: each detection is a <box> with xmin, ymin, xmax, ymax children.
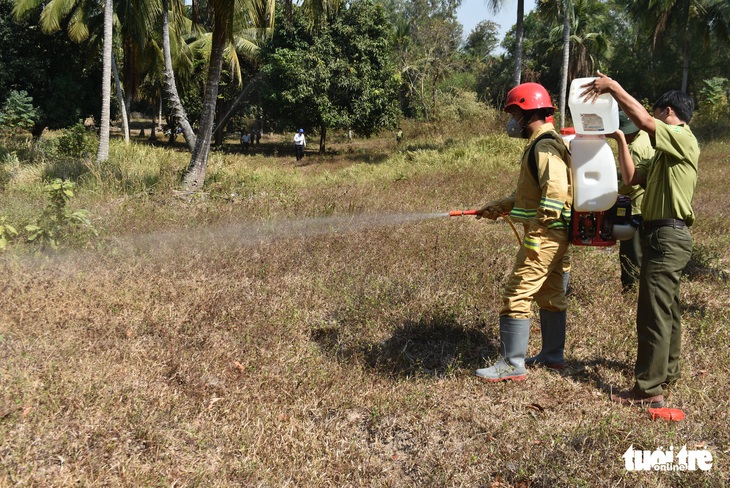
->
<box><xmin>618</xmin><ymin>130</ymin><xmax>654</xmax><ymax>216</ymax></box>
<box><xmin>635</xmin><ymin>119</ymin><xmax>699</xmax><ymax>225</ymax></box>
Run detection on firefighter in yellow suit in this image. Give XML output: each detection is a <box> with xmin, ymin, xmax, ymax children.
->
<box><xmin>475</xmin><ymin>83</ymin><xmax>573</xmax><ymax>382</ymax></box>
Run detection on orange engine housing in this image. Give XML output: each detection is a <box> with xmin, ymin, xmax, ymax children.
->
<box><xmin>571</xmin><ymin>195</ymin><xmax>632</xmax><ymax>246</ymax></box>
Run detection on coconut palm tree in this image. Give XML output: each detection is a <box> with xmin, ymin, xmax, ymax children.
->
<box><xmin>486</xmin><ymin>0</ymin><xmax>526</xmax><ymax>87</ymax></box>
<box><xmin>15</xmin><ymin>0</ymin><xmax>202</xmax><ymax>154</ymax></box>
<box><xmin>539</xmin><ymin>0</ymin><xmax>611</xmax><ymax>126</ymax></box>
<box><xmin>181</xmin><ymin>0</ymin><xmax>274</xmax><ymax>190</ymax></box>
<box><xmin>96</xmin><ymin>0</ymin><xmax>113</xmax><ymax>161</ymax></box>
<box><xmin>161</xmin><ymin>0</ymin><xmax>197</xmax><ymax>150</ymax></box>
<box><xmin>622</xmin><ymin>0</ymin><xmax>728</xmax><ymax>92</ymax></box>
<box><xmin>13</xmin><ymin>0</ymin><xmax>120</xmax><ymax>161</ymax></box>
<box><xmin>538</xmin><ymin>0</ymin><xmax>575</xmax><ymax>128</ymax></box>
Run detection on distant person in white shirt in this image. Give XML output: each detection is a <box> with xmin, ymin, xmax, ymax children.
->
<box><xmin>294</xmin><ymin>128</ymin><xmax>306</xmax><ymax>161</ymax></box>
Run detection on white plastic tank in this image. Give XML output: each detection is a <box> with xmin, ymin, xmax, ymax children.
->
<box><xmin>570</xmin><ymin>134</ymin><xmax>618</xmax><ymax>212</ymax></box>
<box><xmin>568</xmin><ymin>77</ymin><xmax>620</xmax><ymax>134</ymax></box>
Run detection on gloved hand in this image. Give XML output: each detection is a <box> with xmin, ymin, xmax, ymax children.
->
<box><xmin>476</xmin><ymin>203</ymin><xmax>502</xmax><ymax>220</ymax></box>
<box><xmin>524</xmin><ymin>223</ymin><xmax>546</xmax><ymax>261</ymax></box>
<box><xmin>476</xmin><ymin>196</ymin><xmax>514</xmax><ymax>220</ymax></box>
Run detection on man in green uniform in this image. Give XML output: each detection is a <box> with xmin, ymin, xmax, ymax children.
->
<box><xmin>584</xmin><ymin>72</ymin><xmax>699</xmax><ymax>408</ymax></box>
<box><xmin>608</xmin><ymin>111</ymin><xmax>655</xmax><ymax>292</ymax></box>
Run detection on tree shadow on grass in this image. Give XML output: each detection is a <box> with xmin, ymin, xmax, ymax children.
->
<box><xmin>312</xmin><ymin>313</ymin><xmax>497</xmax><ymax>379</ymax></box>
<box><xmin>341</xmin><ymin>151</ymin><xmax>390</xmax><ymax>165</ymax></box>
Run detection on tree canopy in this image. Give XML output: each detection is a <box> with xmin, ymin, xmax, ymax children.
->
<box><xmin>260</xmin><ymin>0</ymin><xmax>400</xmax><ymax>152</ymax></box>
<box><xmin>0</xmin><ymin>0</ymin><xmax>101</xmax><ymax>135</ymax></box>
<box><xmin>2</xmin><ymin>0</ymin><xmax>729</xmax><ymax>184</ymax></box>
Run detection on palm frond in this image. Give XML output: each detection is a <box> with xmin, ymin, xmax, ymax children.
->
<box><xmin>12</xmin><ymin>0</ymin><xmax>45</xmax><ymax>21</ymax></box>
<box><xmin>67</xmin><ymin>5</ymin><xmax>91</xmax><ymax>41</ymax></box>
<box><xmin>39</xmin><ymin>0</ymin><xmax>78</xmax><ymax>33</ymax></box>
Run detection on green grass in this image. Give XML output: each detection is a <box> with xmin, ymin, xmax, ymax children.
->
<box><xmin>0</xmin><ymin>123</ymin><xmax>728</xmax><ymax>486</ymax></box>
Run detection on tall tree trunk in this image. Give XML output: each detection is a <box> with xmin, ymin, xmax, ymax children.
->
<box><xmin>96</xmin><ymin>0</ymin><xmax>113</xmax><ymax>163</ymax></box>
<box><xmin>162</xmin><ymin>0</ymin><xmax>196</xmax><ymax>151</ymax></box>
<box><xmin>319</xmin><ymin>126</ymin><xmax>326</xmax><ymax>154</ymax></box>
<box><xmin>212</xmin><ymin>73</ymin><xmax>263</xmax><ymax>134</ymax></box>
<box><xmin>158</xmin><ymin>97</ymin><xmax>164</xmax><ymax>128</ymax></box>
<box><xmin>285</xmin><ymin>0</ymin><xmax>292</xmax><ymax>24</ymax></box>
<box><xmin>681</xmin><ymin>18</ymin><xmax>690</xmax><ymax>92</ymax></box>
<box><xmin>559</xmin><ymin>0</ymin><xmax>571</xmax><ymax>129</ymax></box>
<box><xmin>182</xmin><ymin>15</ymin><xmax>227</xmax><ymax>190</ymax></box>
<box><xmin>214</xmin><ymin>103</ymin><xmax>226</xmax><ymax>146</ymax></box>
<box><xmin>112</xmin><ymin>53</ymin><xmax>130</xmax><ymax>144</ymax></box>
<box><xmin>512</xmin><ymin>0</ymin><xmax>524</xmax><ymax>87</ymax></box>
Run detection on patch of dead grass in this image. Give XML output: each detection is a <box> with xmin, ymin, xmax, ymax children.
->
<box><xmin>1</xmin><ymin>135</ymin><xmax>729</xmax><ymax>486</ymax></box>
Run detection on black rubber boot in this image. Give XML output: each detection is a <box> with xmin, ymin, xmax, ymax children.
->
<box><xmin>525</xmin><ymin>309</ymin><xmax>566</xmax><ymax>369</ymax></box>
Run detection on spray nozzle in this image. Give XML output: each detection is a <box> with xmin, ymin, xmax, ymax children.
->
<box><xmin>448</xmin><ymin>210</ymin><xmax>478</xmax><ymax>217</ymax></box>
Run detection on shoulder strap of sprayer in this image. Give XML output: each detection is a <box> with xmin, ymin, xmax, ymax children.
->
<box><xmin>527</xmin><ymin>131</ymin><xmax>563</xmax><ymax>184</ymax></box>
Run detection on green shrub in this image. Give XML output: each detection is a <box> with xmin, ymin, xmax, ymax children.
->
<box><xmin>24</xmin><ymin>178</ymin><xmax>95</xmax><ymax>250</ymax></box>
<box><xmin>57</xmin><ymin>122</ymin><xmax>97</xmax><ymax>158</ymax></box>
<box><xmin>693</xmin><ymin>78</ymin><xmax>730</xmax><ymax>140</ymax></box>
<box><xmin>0</xmin><ymin>216</ymin><xmax>18</xmax><ymax>251</ymax></box>
<box><xmin>0</xmin><ymin>90</ymin><xmax>39</xmax><ymax>134</ymax></box>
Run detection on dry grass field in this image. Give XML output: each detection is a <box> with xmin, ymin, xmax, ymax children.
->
<box><xmin>1</xmin><ymin>119</ymin><xmax>729</xmax><ymax>486</ymax></box>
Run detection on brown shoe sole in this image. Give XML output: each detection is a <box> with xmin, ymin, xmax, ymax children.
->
<box><xmin>610</xmin><ymin>391</ymin><xmax>665</xmax><ymax>408</ymax></box>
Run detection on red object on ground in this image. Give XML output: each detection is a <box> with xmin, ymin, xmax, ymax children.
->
<box><xmin>648</xmin><ymin>408</ymin><xmax>685</xmax><ymax>421</ymax></box>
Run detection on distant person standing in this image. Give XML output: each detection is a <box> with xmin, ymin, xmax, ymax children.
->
<box><xmin>294</xmin><ymin>128</ymin><xmax>306</xmax><ymax>161</ymax></box>
<box><xmin>607</xmin><ymin>111</ymin><xmax>655</xmax><ymax>292</ymax></box>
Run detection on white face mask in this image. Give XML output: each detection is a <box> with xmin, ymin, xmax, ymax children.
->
<box><xmin>506</xmin><ymin>117</ymin><xmax>524</xmax><ymax>138</ymax></box>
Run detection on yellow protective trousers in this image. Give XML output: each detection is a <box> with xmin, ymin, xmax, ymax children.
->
<box><xmin>500</xmin><ymin>228</ymin><xmax>571</xmax><ymax>319</ymax></box>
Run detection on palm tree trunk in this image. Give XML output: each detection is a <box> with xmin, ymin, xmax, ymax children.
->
<box><xmin>212</xmin><ymin>73</ymin><xmax>263</xmax><ymax>134</ymax></box>
<box><xmin>162</xmin><ymin>0</ymin><xmax>196</xmax><ymax>151</ymax></box>
<box><xmin>182</xmin><ymin>15</ymin><xmax>227</xmax><ymax>190</ymax></box>
<box><xmin>512</xmin><ymin>0</ymin><xmax>524</xmax><ymax>86</ymax></box>
<box><xmin>158</xmin><ymin>97</ymin><xmax>164</xmax><ymax>128</ymax></box>
<box><xmin>319</xmin><ymin>126</ymin><xmax>327</xmax><ymax>154</ymax></box>
<box><xmin>559</xmin><ymin>0</ymin><xmax>571</xmax><ymax>129</ymax></box>
<box><xmin>681</xmin><ymin>18</ymin><xmax>690</xmax><ymax>92</ymax></box>
<box><xmin>112</xmin><ymin>53</ymin><xmax>130</xmax><ymax>144</ymax></box>
<box><xmin>96</xmin><ymin>0</ymin><xmax>113</xmax><ymax>163</ymax></box>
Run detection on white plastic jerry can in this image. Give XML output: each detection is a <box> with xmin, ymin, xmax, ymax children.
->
<box><xmin>570</xmin><ymin>134</ymin><xmax>618</xmax><ymax>212</ymax></box>
<box><xmin>568</xmin><ymin>77</ymin><xmax>620</xmax><ymax>134</ymax></box>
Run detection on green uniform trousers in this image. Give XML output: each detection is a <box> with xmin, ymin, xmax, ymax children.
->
<box><xmin>635</xmin><ymin>226</ymin><xmax>693</xmax><ymax>397</ymax></box>
<box><xmin>619</xmin><ymin>226</ymin><xmax>643</xmax><ymax>291</ymax></box>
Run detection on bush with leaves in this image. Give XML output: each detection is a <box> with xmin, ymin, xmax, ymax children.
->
<box><xmin>57</xmin><ymin>122</ymin><xmax>97</xmax><ymax>157</ymax></box>
<box><xmin>0</xmin><ymin>216</ymin><xmax>18</xmax><ymax>251</ymax></box>
<box><xmin>693</xmin><ymin>77</ymin><xmax>730</xmax><ymax>140</ymax></box>
<box><xmin>0</xmin><ymin>90</ymin><xmax>39</xmax><ymax>134</ymax></box>
<box><xmin>24</xmin><ymin>178</ymin><xmax>94</xmax><ymax>250</ymax></box>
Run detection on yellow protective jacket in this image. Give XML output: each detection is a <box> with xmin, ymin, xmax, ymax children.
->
<box><xmin>508</xmin><ymin>124</ymin><xmax>573</xmax><ymax>253</ymax></box>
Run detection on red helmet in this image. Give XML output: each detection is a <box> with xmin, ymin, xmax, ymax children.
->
<box><xmin>504</xmin><ymin>83</ymin><xmax>555</xmax><ymax>113</ymax></box>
